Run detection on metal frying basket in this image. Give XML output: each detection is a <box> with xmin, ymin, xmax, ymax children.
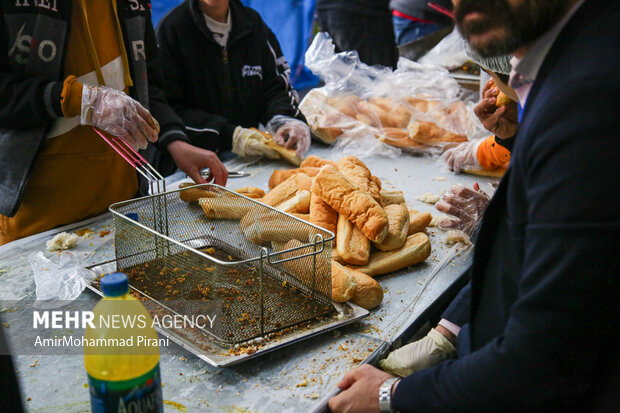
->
<box><xmin>108</xmin><ymin>184</ymin><xmax>335</xmax><ymax>345</ymax></box>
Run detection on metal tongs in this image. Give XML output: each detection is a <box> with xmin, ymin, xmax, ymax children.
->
<box><xmin>93</xmin><ymin>127</ymin><xmax>166</xmax><ymax>194</ymax></box>
<box><xmin>199</xmin><ymin>168</ymin><xmax>251</xmax><ymax>179</ymax></box>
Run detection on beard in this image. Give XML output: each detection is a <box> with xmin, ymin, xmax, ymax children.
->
<box><xmin>455</xmin><ymin>0</ymin><xmax>574</xmax><ymax>57</ymax></box>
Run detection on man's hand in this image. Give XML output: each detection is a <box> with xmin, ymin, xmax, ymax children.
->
<box><xmin>81</xmin><ymin>84</ymin><xmax>159</xmax><ymax>150</ymax></box>
<box><xmin>435</xmin><ymin>183</ymin><xmax>490</xmax><ymax>234</ymax></box>
<box><xmin>473</xmin><ymin>79</ymin><xmax>519</xmax><ymax>140</ymax></box>
<box><xmin>167</xmin><ymin>140</ymin><xmax>228</xmax><ymax>186</ymax></box>
<box><xmin>328</xmin><ymin>364</ymin><xmax>394</xmax><ymax>413</ymax></box>
<box><xmin>379</xmin><ymin>328</ymin><xmax>457</xmax><ymax>377</ymax></box>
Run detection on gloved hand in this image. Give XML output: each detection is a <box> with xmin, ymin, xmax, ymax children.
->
<box><xmin>435</xmin><ymin>183</ymin><xmax>490</xmax><ymax>234</ymax></box>
<box><xmin>267</xmin><ymin>115</ymin><xmax>311</xmax><ymax>157</ymax></box>
<box><xmin>441</xmin><ymin>140</ymin><xmax>482</xmax><ymax>172</ymax></box>
<box><xmin>232</xmin><ymin>127</ymin><xmax>280</xmax><ymax>159</ymax></box>
<box><xmin>80</xmin><ymin>84</ymin><xmax>159</xmax><ymax>150</ymax></box>
<box><xmin>473</xmin><ymin>78</ymin><xmax>519</xmax><ymax>140</ymax></box>
<box><xmin>379</xmin><ymin>328</ymin><xmax>456</xmax><ymax>377</ymax></box>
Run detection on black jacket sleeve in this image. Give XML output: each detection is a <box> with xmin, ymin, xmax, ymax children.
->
<box><xmin>143</xmin><ymin>6</ymin><xmax>191</xmax><ymax>150</ymax></box>
<box><xmin>391</xmin><ymin>73</ymin><xmax>620</xmax><ymax>413</ymax></box>
<box><xmin>155</xmin><ymin>18</ymin><xmax>236</xmax><ymax>152</ymax></box>
<box><xmin>0</xmin><ymin>13</ymin><xmax>63</xmax><ymax>129</ymax></box>
<box><xmin>259</xmin><ymin>27</ymin><xmax>306</xmax><ymax>126</ymax></box>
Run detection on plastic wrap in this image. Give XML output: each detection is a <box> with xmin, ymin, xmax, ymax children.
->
<box><xmin>29</xmin><ymin>251</ymin><xmax>96</xmax><ymax>308</ymax></box>
<box><xmin>435</xmin><ymin>184</ymin><xmax>490</xmax><ymax>235</ymax></box>
<box><xmin>418</xmin><ymin>27</ymin><xmax>469</xmax><ymax>70</ymax></box>
<box><xmin>301</xmin><ymin>33</ymin><xmax>487</xmax><ymax>159</ymax></box>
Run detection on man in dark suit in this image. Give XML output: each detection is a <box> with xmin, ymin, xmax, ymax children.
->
<box><xmin>329</xmin><ymin>0</ymin><xmax>620</xmax><ymax>411</ymax></box>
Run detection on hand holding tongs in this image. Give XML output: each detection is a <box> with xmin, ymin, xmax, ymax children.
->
<box><xmin>92</xmin><ymin>127</ymin><xmax>166</xmax><ymax>194</ymax></box>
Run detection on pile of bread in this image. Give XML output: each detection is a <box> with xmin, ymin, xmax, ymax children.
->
<box><xmin>300</xmin><ymin>90</ymin><xmax>470</xmax><ymax>150</ymax></box>
<box><xmin>179</xmin><ymin>156</ymin><xmax>433</xmax><ymax>311</ymax></box>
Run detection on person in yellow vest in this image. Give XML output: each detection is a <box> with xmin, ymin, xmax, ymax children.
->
<box><xmin>0</xmin><ymin>0</ymin><xmax>228</xmax><ymax>246</ymax></box>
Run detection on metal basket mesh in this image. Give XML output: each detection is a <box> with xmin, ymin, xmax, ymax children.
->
<box><xmin>109</xmin><ymin>184</ymin><xmax>334</xmax><ymax>344</ymax></box>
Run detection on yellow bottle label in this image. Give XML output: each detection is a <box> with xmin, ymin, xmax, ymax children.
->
<box><xmin>87</xmin><ymin>362</ymin><xmax>162</xmax><ymax>413</ymax></box>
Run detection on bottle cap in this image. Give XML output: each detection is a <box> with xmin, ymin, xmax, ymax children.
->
<box><xmin>100</xmin><ymin>272</ymin><xmax>129</xmax><ymax>297</ymax></box>
<box><xmin>125</xmin><ymin>213</ymin><xmax>139</xmax><ymax>222</ymax></box>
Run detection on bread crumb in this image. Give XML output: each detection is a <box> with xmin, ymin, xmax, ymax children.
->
<box><xmin>416</xmin><ymin>192</ymin><xmax>440</xmax><ymax>204</ymax></box>
<box><xmin>310</xmin><ymin>393</ymin><xmax>319</xmax><ymax>399</ymax></box>
<box><xmin>445</xmin><ymin>230</ymin><xmax>471</xmax><ymax>245</ymax></box>
<box><xmin>46</xmin><ymin>232</ymin><xmax>79</xmax><ymax>251</ymax></box>
<box><xmin>432</xmin><ymin>177</ymin><xmax>446</xmax><ymax>181</ymax></box>
<box><xmin>429</xmin><ymin>214</ymin><xmax>452</xmax><ymax>227</ymax></box>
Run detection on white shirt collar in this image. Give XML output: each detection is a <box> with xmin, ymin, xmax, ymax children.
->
<box><xmin>509</xmin><ymin>0</ymin><xmax>585</xmax><ymax>105</ymax></box>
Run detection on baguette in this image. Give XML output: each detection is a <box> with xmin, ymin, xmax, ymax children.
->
<box><xmin>495</xmin><ymin>91</ymin><xmax>513</xmax><ymax>107</ymax></box>
<box><xmin>198</xmin><ymin>197</ymin><xmax>251</xmax><ymax>219</ymax></box>
<box><xmin>374</xmin><ymin>204</ymin><xmax>410</xmax><ymax>251</ymax></box>
<box><xmin>178</xmin><ymin>183</ymin><xmax>215</xmax><ymax>203</ymax></box>
<box><xmin>330</xmin><ymin>261</ymin><xmax>358</xmax><ymax>302</ymax></box>
<box><xmin>380</xmin><ymin>190</ymin><xmax>406</xmax><ymax>207</ymax></box>
<box><xmin>234</xmin><ymin>186</ymin><xmax>265</xmax><ymax>199</ymax></box>
<box><xmin>314</xmin><ymin>164</ymin><xmax>388</xmax><ymax>243</ymax></box>
<box><xmin>378</xmin><ymin>128</ymin><xmax>423</xmax><ymax>149</ymax></box>
<box><xmin>463</xmin><ymin>166</ymin><xmax>507</xmax><ymax>178</ymax></box>
<box><xmin>300</xmin><ymin>155</ymin><xmax>337</xmax><ymax>169</ymax></box>
<box><xmin>351</xmin><ymin>233</ymin><xmax>431</xmax><ymax>276</ymax></box>
<box><xmin>336</xmin><ymin>214</ymin><xmax>370</xmax><ymax>265</ymax></box>
<box><xmin>276</xmin><ymin>190</ymin><xmax>311</xmax><ymax>214</ymax></box>
<box><xmin>268</xmin><ymin>167</ymin><xmax>320</xmax><ymax>189</ymax></box>
<box><xmin>337</xmin><ymin>156</ymin><xmax>382</xmax><ymax>203</ymax></box>
<box><xmin>261</xmin><ymin>173</ymin><xmax>312</xmax><ymax>207</ymax></box>
<box><xmin>332</xmin><ymin>262</ymin><xmax>383</xmax><ymax>309</ymax></box>
<box><xmin>249</xmin><ymin>128</ymin><xmax>302</xmax><ymax>166</ymax></box>
<box><xmin>240</xmin><ymin>211</ymin><xmax>312</xmax><ymax>245</ymax></box>
<box><xmin>408</xmin><ymin>210</ymin><xmax>432</xmax><ymax>235</ymax></box>
<box><xmin>408</xmin><ymin>121</ymin><xmax>468</xmax><ymax>144</ymax></box>
<box><xmin>309</xmin><ymin>191</ymin><xmax>338</xmax><ymax>234</ymax></box>
<box><xmin>277</xmin><ymin>239</ymin><xmax>332</xmax><ymax>298</ymax></box>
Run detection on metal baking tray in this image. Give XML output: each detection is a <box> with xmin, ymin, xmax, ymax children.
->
<box><xmin>87</xmin><ymin>259</ymin><xmax>368</xmax><ymax>367</ymax></box>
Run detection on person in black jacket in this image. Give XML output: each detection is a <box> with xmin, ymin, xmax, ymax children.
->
<box><xmin>329</xmin><ymin>0</ymin><xmax>620</xmax><ymax>411</ymax></box>
<box><xmin>153</xmin><ymin>0</ymin><xmax>311</xmax><ymax>175</ymax></box>
<box><xmin>316</xmin><ymin>0</ymin><xmax>398</xmax><ymax>68</ymax></box>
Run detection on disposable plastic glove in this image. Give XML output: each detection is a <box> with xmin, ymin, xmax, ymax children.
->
<box><xmin>267</xmin><ymin>115</ymin><xmax>311</xmax><ymax>157</ymax></box>
<box><xmin>435</xmin><ymin>183</ymin><xmax>490</xmax><ymax>234</ymax></box>
<box><xmin>80</xmin><ymin>84</ymin><xmax>159</xmax><ymax>150</ymax></box>
<box><xmin>379</xmin><ymin>328</ymin><xmax>456</xmax><ymax>377</ymax></box>
<box><xmin>441</xmin><ymin>140</ymin><xmax>482</xmax><ymax>172</ymax></box>
<box><xmin>232</xmin><ymin>126</ymin><xmax>280</xmax><ymax>159</ymax></box>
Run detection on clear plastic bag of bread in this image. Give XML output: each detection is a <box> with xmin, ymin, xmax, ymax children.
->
<box><xmin>301</xmin><ymin>33</ymin><xmax>488</xmax><ymax>158</ymax></box>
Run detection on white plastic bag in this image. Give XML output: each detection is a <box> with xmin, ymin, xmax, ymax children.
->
<box><xmin>301</xmin><ymin>33</ymin><xmax>487</xmax><ymax>159</ymax></box>
<box><xmin>29</xmin><ymin>251</ymin><xmax>96</xmax><ymax>308</ymax></box>
<box><xmin>418</xmin><ymin>27</ymin><xmax>469</xmax><ymax>69</ymax></box>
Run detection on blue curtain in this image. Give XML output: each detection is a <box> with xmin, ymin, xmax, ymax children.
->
<box><xmin>150</xmin><ymin>0</ymin><xmax>319</xmax><ymax>90</ymax></box>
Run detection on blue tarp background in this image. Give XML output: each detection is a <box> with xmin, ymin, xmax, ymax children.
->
<box><xmin>150</xmin><ymin>0</ymin><xmax>319</xmax><ymax>89</ymax></box>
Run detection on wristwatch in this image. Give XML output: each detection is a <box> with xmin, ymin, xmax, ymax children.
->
<box><xmin>379</xmin><ymin>377</ymin><xmax>400</xmax><ymax>413</ymax></box>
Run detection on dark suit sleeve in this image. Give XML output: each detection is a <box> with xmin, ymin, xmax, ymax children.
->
<box><xmin>155</xmin><ymin>18</ymin><xmax>236</xmax><ymax>152</ymax></box>
<box><xmin>392</xmin><ymin>76</ymin><xmax>620</xmax><ymax>411</ymax></box>
<box><xmin>259</xmin><ymin>26</ymin><xmax>306</xmax><ymax>126</ymax></box>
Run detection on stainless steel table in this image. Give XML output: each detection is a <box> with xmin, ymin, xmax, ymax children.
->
<box><xmin>0</xmin><ymin>145</ymin><xmax>497</xmax><ymax>412</ymax></box>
